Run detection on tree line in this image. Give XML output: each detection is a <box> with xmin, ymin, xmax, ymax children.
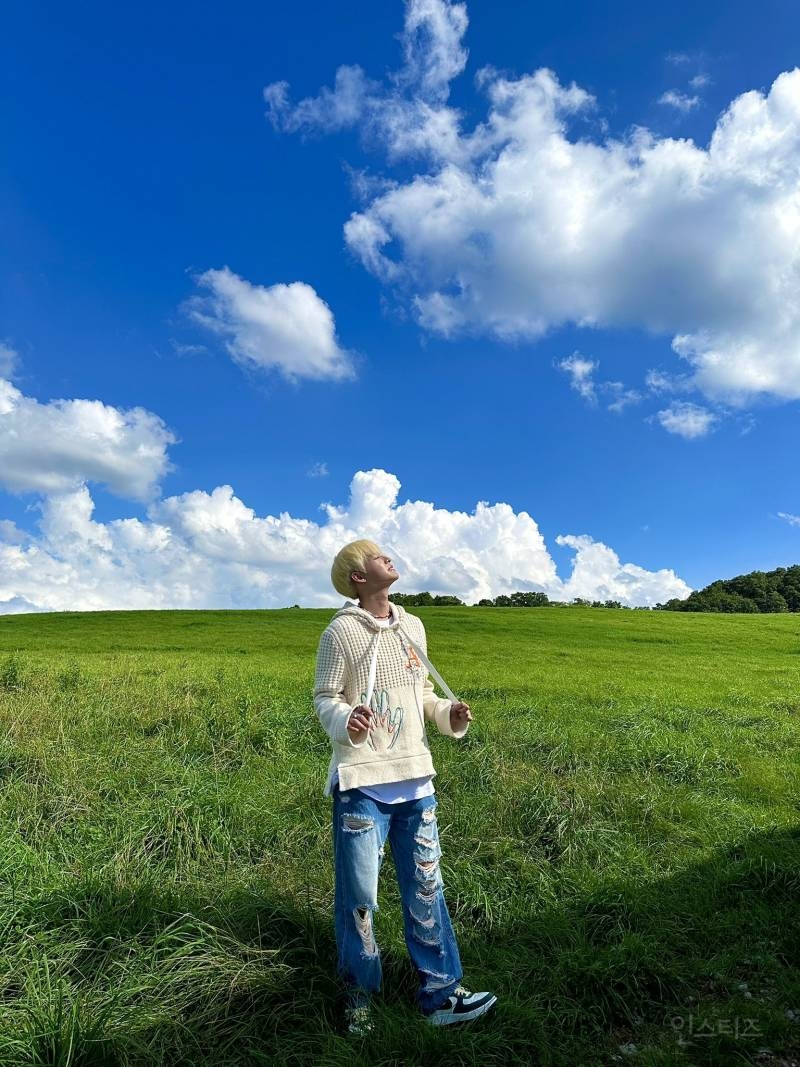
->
<box><xmin>655</xmin><ymin>564</ymin><xmax>800</xmax><ymax>613</ymax></box>
<box><xmin>390</xmin><ymin>563</ymin><xmax>800</xmax><ymax>612</ymax></box>
<box><xmin>390</xmin><ymin>592</ymin><xmax>631</xmax><ymax>608</ymax></box>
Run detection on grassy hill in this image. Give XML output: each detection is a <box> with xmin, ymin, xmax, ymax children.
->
<box><xmin>0</xmin><ymin>608</ymin><xmax>798</xmax><ymax>1065</ymax></box>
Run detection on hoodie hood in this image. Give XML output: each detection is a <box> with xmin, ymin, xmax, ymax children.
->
<box><xmin>334</xmin><ymin>601</ymin><xmax>407</xmax><ymax>632</ymax></box>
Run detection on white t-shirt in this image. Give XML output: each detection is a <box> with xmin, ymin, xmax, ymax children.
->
<box><xmin>333</xmin><ymin>604</ymin><xmax>436</xmax><ymax>804</ymax></box>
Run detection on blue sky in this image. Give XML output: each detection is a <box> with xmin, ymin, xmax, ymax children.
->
<box><xmin>2</xmin><ymin>0</ymin><xmax>800</xmax><ymax>610</ymax></box>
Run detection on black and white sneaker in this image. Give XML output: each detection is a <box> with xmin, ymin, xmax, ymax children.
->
<box><xmin>425</xmin><ymin>984</ymin><xmax>497</xmax><ymax>1026</ymax></box>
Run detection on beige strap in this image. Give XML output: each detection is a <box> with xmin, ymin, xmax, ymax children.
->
<box><xmin>398</xmin><ymin>627</ymin><xmax>459</xmax><ymax>704</ymax></box>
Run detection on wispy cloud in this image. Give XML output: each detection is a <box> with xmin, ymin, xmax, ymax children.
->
<box><xmin>170</xmin><ymin>340</ymin><xmax>208</xmax><ymax>357</ymax></box>
<box><xmin>655</xmin><ymin>402</ymin><xmax>718</xmax><ymax>439</ymax></box>
<box><xmin>645</xmin><ymin>369</ymin><xmax>686</xmax><ymax>394</ymax></box>
<box><xmin>605</xmin><ymin>382</ymin><xmax>642</xmax><ymax>413</ymax></box>
<box><xmin>0</xmin><ymin>343</ymin><xmax>19</xmax><ymax>378</ymax></box>
<box><xmin>658</xmin><ymin>90</ymin><xmax>700</xmax><ymax>112</ymax></box>
<box><xmin>777</xmin><ymin>511</ymin><xmax>800</xmax><ymax>527</ymax></box>
<box><xmin>557</xmin><ymin>354</ymin><xmax>641</xmax><ymax>413</ymax></box>
<box><xmin>557</xmin><ymin>352</ymin><xmax>597</xmax><ymax>403</ymax></box>
<box><xmin>661</xmin><ymin>52</ymin><xmax>710</xmax><ymax>114</ymax></box>
<box><xmin>307</xmin><ymin>461</ymin><xmax>329</xmax><ymax>478</ymax></box>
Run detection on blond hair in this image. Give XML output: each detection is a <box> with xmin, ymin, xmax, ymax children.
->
<box><xmin>331</xmin><ymin>539</ymin><xmax>383</xmax><ymax>599</ymax></box>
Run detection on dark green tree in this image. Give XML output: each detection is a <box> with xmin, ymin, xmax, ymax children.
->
<box><xmin>509</xmin><ymin>591</ymin><xmax>550</xmax><ymax>607</ymax></box>
<box><xmin>658</xmin><ymin>563</ymin><xmax>800</xmax><ymax>612</ymax></box>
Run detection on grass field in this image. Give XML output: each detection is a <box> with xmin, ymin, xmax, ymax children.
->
<box><xmin>0</xmin><ymin>606</ymin><xmax>798</xmax><ymax>1066</ymax></box>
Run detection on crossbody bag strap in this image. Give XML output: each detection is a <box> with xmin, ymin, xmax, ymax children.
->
<box><xmin>364</xmin><ymin>631</ymin><xmax>380</xmax><ymax>708</ymax></box>
<box><xmin>398</xmin><ymin>626</ymin><xmax>459</xmax><ymax>705</ymax></box>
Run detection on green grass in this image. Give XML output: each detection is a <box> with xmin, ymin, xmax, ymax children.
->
<box><xmin>0</xmin><ymin>606</ymin><xmax>798</xmax><ymax>1066</ymax></box>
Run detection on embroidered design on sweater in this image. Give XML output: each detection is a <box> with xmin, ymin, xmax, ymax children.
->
<box><xmin>404</xmin><ymin>645</ymin><xmax>423</xmax><ymax>670</ymax></box>
<box><xmin>360</xmin><ymin>688</ymin><xmax>404</xmax><ymax>751</ymax></box>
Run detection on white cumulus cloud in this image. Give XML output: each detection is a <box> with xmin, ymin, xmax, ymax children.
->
<box><xmin>0</xmin><ymin>596</ymin><xmax>44</xmax><ymax>615</ymax></box>
<box><xmin>554</xmin><ymin>534</ymin><xmax>685</xmax><ymax>606</ymax></box>
<box><xmin>0</xmin><ymin>378</ymin><xmax>691</xmax><ymax>613</ymax></box>
<box><xmin>0</xmin><ymin>378</ymin><xmax>175</xmax><ymax>501</ymax></box>
<box><xmin>267</xmin><ymin>0</ymin><xmax>800</xmax><ymax>412</ymax></box>
<box><xmin>0</xmin><ymin>463</ymin><xmax>691</xmax><ymax>613</ymax></box>
<box><xmin>187</xmin><ymin>267</ymin><xmax>356</xmax><ymax>383</ymax></box>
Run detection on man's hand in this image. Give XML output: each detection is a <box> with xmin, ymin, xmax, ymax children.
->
<box><xmin>450</xmin><ymin>701</ymin><xmax>472</xmax><ymax>731</ymax></box>
<box><xmin>347</xmin><ymin>704</ymin><xmax>375</xmax><ymax>742</ymax></box>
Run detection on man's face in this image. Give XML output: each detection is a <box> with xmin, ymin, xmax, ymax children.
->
<box><xmin>354</xmin><ymin>552</ymin><xmax>398</xmax><ymax>589</ymax></box>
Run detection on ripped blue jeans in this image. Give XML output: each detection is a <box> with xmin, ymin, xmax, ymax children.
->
<box><xmin>332</xmin><ymin>784</ymin><xmax>463</xmax><ymax>1014</ymax></box>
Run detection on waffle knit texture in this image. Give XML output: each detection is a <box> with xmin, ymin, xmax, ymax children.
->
<box><xmin>313</xmin><ymin>602</ymin><xmax>468</xmax><ymax>796</ymax></box>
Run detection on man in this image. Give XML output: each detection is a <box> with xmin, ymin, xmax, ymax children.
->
<box><xmin>313</xmin><ymin>539</ymin><xmax>497</xmax><ymax>1035</ymax></box>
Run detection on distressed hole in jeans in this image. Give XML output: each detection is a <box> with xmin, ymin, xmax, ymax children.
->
<box><xmin>422</xmin><ymin>969</ymin><xmax>453</xmax><ymax>991</ymax></box>
<box><xmin>354</xmin><ymin>907</ymin><xmax>378</xmax><ymax>957</ymax></box>
<box><xmin>415</xmin><ymin>857</ymin><xmax>438</xmax><ymax>876</ymax></box>
<box><xmin>415</xmin><ymin>857</ymin><xmax>441</xmax><ymax>894</ymax></box>
<box><xmin>409</xmin><ymin>905</ymin><xmax>436</xmax><ymax>929</ymax></box>
<box><xmin>416</xmin><ymin>857</ymin><xmax>441</xmax><ymax>883</ymax></box>
<box><xmin>421</xmin><ymin>807</ymin><xmax>436</xmax><ymax>824</ymax></box>
<box><xmin>416</xmin><ymin>885</ymin><xmax>438</xmax><ymax>905</ymax></box>
<box><xmin>417</xmin><ymin>872</ymin><xmax>438</xmax><ymax>892</ymax></box>
<box><xmin>342</xmin><ymin>814</ymin><xmax>374</xmax><ymax>833</ymax></box>
<box><xmin>412</xmin><ymin>926</ymin><xmax>440</xmax><ymax>948</ymax></box>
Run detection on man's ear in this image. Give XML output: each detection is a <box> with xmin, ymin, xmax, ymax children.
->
<box><xmin>351</xmin><ymin>570</ymin><xmax>366</xmax><ymax>586</ymax></box>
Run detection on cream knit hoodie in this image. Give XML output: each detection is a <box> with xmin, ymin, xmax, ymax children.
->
<box><xmin>313</xmin><ymin>602</ymin><xmax>469</xmax><ymax>795</ymax></box>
